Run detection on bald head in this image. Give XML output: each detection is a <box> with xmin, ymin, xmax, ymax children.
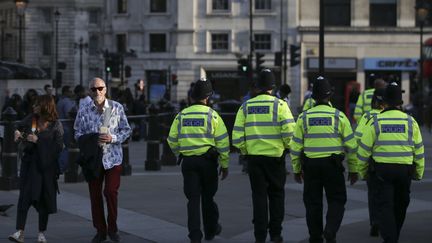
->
<box><xmin>374</xmin><ymin>79</ymin><xmax>387</xmax><ymax>89</ymax></box>
<box><xmin>89</xmin><ymin>77</ymin><xmax>106</xmax><ymax>88</ymax></box>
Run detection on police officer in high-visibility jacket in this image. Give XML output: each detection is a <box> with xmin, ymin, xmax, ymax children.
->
<box><xmin>167</xmin><ymin>78</ymin><xmax>230</xmax><ymax>243</ymax></box>
<box><xmin>354</xmin><ymin>88</ymin><xmax>386</xmax><ymax>238</ymax></box>
<box><xmin>357</xmin><ymin>82</ymin><xmax>424</xmax><ymax>243</ymax></box>
<box><xmin>289</xmin><ymin>76</ymin><xmax>358</xmax><ymax>243</ymax></box>
<box><xmin>232</xmin><ymin>69</ymin><xmax>295</xmax><ymax>243</ymax></box>
<box><xmin>353</xmin><ymin>78</ymin><xmax>387</xmax><ymax>122</ymax></box>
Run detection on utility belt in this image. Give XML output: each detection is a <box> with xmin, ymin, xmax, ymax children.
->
<box><xmin>245</xmin><ymin>149</ymin><xmax>288</xmax><ymax>163</ymax></box>
<box><xmin>177</xmin><ymin>146</ymin><xmax>219</xmax><ymax>165</ymax></box>
<box><xmin>300</xmin><ymin>152</ymin><xmax>345</xmax><ymax>171</ymax></box>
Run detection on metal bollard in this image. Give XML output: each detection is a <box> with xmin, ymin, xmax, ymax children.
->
<box><xmin>121</xmin><ymin>140</ymin><xmax>132</xmax><ymax>175</ymax></box>
<box><xmin>64</xmin><ymin>118</ymin><xmax>83</xmax><ymax>183</ymax></box>
<box><xmin>0</xmin><ymin>108</ymin><xmax>19</xmax><ymax>190</ymax></box>
<box><xmin>160</xmin><ymin>112</ymin><xmax>176</xmax><ymax>166</ymax></box>
<box><xmin>145</xmin><ymin>106</ymin><xmax>161</xmax><ymax>171</ymax></box>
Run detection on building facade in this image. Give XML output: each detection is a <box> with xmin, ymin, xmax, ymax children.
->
<box><xmin>104</xmin><ymin>0</ymin><xmax>298</xmax><ymax>105</ymax></box>
<box><xmin>298</xmin><ymin>0</ymin><xmax>427</xmax><ymax>114</ymax></box>
<box><xmin>0</xmin><ymin>0</ymin><xmax>104</xmax><ymax>91</ymax></box>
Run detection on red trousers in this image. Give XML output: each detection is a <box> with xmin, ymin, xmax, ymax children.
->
<box><xmin>88</xmin><ymin>165</ymin><xmax>122</xmax><ymax>234</ymax></box>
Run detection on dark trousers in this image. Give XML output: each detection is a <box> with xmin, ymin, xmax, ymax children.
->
<box><xmin>16</xmin><ymin>200</ymin><xmax>49</xmax><ymax>232</ymax></box>
<box><xmin>302</xmin><ymin>157</ymin><xmax>347</xmax><ymax>243</ymax></box>
<box><xmin>367</xmin><ymin>172</ymin><xmax>379</xmax><ymax>227</ymax></box>
<box><xmin>374</xmin><ymin>164</ymin><xmax>412</xmax><ymax>243</ymax></box>
<box><xmin>247</xmin><ymin>156</ymin><xmax>286</xmax><ymax>242</ymax></box>
<box><xmin>88</xmin><ymin>165</ymin><xmax>122</xmax><ymax>234</ymax></box>
<box><xmin>181</xmin><ymin>155</ymin><xmax>219</xmax><ymax>241</ymax></box>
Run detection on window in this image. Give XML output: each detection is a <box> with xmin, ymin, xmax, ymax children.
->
<box><xmin>149</xmin><ymin>33</ymin><xmax>166</xmax><ymax>52</ymax></box>
<box><xmin>150</xmin><ymin>0</ymin><xmax>167</xmax><ymax>13</ymax></box>
<box><xmin>89</xmin><ymin>9</ymin><xmax>99</xmax><ymax>24</ymax></box>
<box><xmin>118</xmin><ymin>0</ymin><xmax>127</xmax><ymax>14</ymax></box>
<box><xmin>116</xmin><ymin>34</ymin><xmax>127</xmax><ymax>53</ymax></box>
<box><xmin>324</xmin><ymin>0</ymin><xmax>350</xmax><ymax>26</ymax></box>
<box><xmin>416</xmin><ymin>0</ymin><xmax>432</xmax><ymax>26</ymax></box>
<box><xmin>211</xmin><ymin>33</ymin><xmax>229</xmax><ymax>51</ymax></box>
<box><xmin>89</xmin><ymin>35</ymin><xmax>99</xmax><ymax>56</ymax></box>
<box><xmin>212</xmin><ymin>0</ymin><xmax>229</xmax><ymax>11</ymax></box>
<box><xmin>370</xmin><ymin>0</ymin><xmax>396</xmax><ymax>26</ymax></box>
<box><xmin>41</xmin><ymin>8</ymin><xmax>52</xmax><ymax>23</ymax></box>
<box><xmin>41</xmin><ymin>33</ymin><xmax>52</xmax><ymax>56</ymax></box>
<box><xmin>254</xmin><ymin>34</ymin><xmax>271</xmax><ymax>50</ymax></box>
<box><xmin>255</xmin><ymin>0</ymin><xmax>271</xmax><ymax>10</ymax></box>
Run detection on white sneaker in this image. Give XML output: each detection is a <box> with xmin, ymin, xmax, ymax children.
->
<box><xmin>37</xmin><ymin>232</ymin><xmax>47</xmax><ymax>243</ymax></box>
<box><xmin>8</xmin><ymin>230</ymin><xmax>24</xmax><ymax>243</ymax></box>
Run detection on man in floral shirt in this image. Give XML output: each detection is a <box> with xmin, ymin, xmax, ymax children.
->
<box><xmin>74</xmin><ymin>77</ymin><xmax>131</xmax><ymax>243</ymax></box>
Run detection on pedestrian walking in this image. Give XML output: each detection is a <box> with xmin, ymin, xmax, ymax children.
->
<box><xmin>353</xmin><ymin>76</ymin><xmax>387</xmax><ymax>122</ymax></box>
<box><xmin>357</xmin><ymin>82</ymin><xmax>424</xmax><ymax>243</ymax></box>
<box><xmin>167</xmin><ymin>78</ymin><xmax>230</xmax><ymax>243</ymax></box>
<box><xmin>354</xmin><ymin>88</ymin><xmax>386</xmax><ymax>237</ymax></box>
<box><xmin>74</xmin><ymin>77</ymin><xmax>131</xmax><ymax>243</ymax></box>
<box><xmin>232</xmin><ymin>69</ymin><xmax>296</xmax><ymax>243</ymax></box>
<box><xmin>9</xmin><ymin>95</ymin><xmax>64</xmax><ymax>243</ymax></box>
<box><xmin>289</xmin><ymin>76</ymin><xmax>358</xmax><ymax>243</ymax></box>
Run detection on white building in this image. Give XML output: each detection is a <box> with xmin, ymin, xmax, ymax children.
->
<box><xmin>104</xmin><ymin>0</ymin><xmax>298</xmax><ymax>104</ymax></box>
<box><xmin>0</xmin><ymin>0</ymin><xmax>104</xmax><ymax>91</ymax></box>
<box><xmin>297</xmin><ymin>0</ymin><xmax>427</xmax><ymax>115</ymax></box>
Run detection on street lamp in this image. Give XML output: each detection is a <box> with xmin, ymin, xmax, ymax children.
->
<box><xmin>74</xmin><ymin>37</ymin><xmax>88</xmax><ymax>86</ymax></box>
<box><xmin>54</xmin><ymin>10</ymin><xmax>60</xmax><ymax>93</ymax></box>
<box><xmin>15</xmin><ymin>0</ymin><xmax>28</xmax><ymax>63</ymax></box>
<box><xmin>416</xmin><ymin>1</ymin><xmax>429</xmax><ymax>114</ymax></box>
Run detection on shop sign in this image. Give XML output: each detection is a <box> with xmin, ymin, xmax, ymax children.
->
<box><xmin>364</xmin><ymin>58</ymin><xmax>418</xmax><ymax>71</ymax></box>
<box><xmin>207</xmin><ymin>71</ymin><xmax>239</xmax><ymax>79</ymax></box>
<box><xmin>307</xmin><ymin>58</ymin><xmax>357</xmax><ymax>70</ymax></box>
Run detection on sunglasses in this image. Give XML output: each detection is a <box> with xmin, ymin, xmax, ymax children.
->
<box><xmin>91</xmin><ymin>86</ymin><xmax>105</xmax><ymax>92</ymax></box>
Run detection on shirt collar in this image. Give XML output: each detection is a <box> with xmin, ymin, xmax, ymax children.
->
<box><xmin>90</xmin><ymin>98</ymin><xmax>109</xmax><ymax>112</ymax></box>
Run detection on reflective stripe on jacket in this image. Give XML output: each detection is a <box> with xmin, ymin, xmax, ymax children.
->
<box><xmin>232</xmin><ymin>94</ymin><xmax>295</xmax><ymax>157</ymax></box>
<box><xmin>354</xmin><ymin>88</ymin><xmax>374</xmax><ymax>122</ymax></box>
<box><xmin>167</xmin><ymin>104</ymin><xmax>230</xmax><ymax>168</ymax></box>
<box><xmin>356</xmin><ymin>109</ymin><xmax>424</xmax><ymax>179</ymax></box>
<box><xmin>289</xmin><ymin>104</ymin><xmax>357</xmax><ymax>174</ymax></box>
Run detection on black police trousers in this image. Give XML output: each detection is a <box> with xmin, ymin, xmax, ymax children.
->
<box><xmin>247</xmin><ymin>155</ymin><xmax>287</xmax><ymax>242</ymax></box>
<box><xmin>303</xmin><ymin>156</ymin><xmax>346</xmax><ymax>243</ymax></box>
<box><xmin>374</xmin><ymin>163</ymin><xmax>412</xmax><ymax>243</ymax></box>
<box><xmin>181</xmin><ymin>155</ymin><xmax>219</xmax><ymax>241</ymax></box>
<box><xmin>367</xmin><ymin>171</ymin><xmax>379</xmax><ymax>228</ymax></box>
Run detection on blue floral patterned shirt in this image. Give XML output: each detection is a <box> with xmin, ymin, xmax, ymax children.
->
<box><xmin>74</xmin><ymin>99</ymin><xmax>132</xmax><ymax>170</ymax></box>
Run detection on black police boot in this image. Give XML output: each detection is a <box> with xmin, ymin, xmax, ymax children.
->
<box><xmin>369</xmin><ymin>224</ymin><xmax>379</xmax><ymax>237</ymax></box>
<box><xmin>91</xmin><ymin>232</ymin><xmax>107</xmax><ymax>243</ymax></box>
<box><xmin>270</xmin><ymin>235</ymin><xmax>284</xmax><ymax>243</ymax></box>
<box><xmin>205</xmin><ymin>224</ymin><xmax>222</xmax><ymax>240</ymax></box>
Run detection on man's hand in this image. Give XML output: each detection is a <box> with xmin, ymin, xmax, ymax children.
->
<box><xmin>14</xmin><ymin>130</ymin><xmax>22</xmax><ymax>142</ymax></box>
<box><xmin>98</xmin><ymin>134</ymin><xmax>112</xmax><ymax>144</ymax></box>
<box><xmin>294</xmin><ymin>173</ymin><xmax>303</xmax><ymax>184</ymax></box>
<box><xmin>348</xmin><ymin>172</ymin><xmax>358</xmax><ymax>185</ymax></box>
<box><xmin>26</xmin><ymin>134</ymin><xmax>38</xmax><ymax>143</ymax></box>
<box><xmin>219</xmin><ymin>167</ymin><xmax>228</xmax><ymax>180</ymax></box>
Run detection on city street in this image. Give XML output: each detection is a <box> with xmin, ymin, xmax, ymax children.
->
<box><xmin>0</xmin><ymin>128</ymin><xmax>431</xmax><ymax>243</ymax></box>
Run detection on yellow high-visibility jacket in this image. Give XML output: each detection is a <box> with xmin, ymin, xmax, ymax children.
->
<box><xmin>232</xmin><ymin>94</ymin><xmax>295</xmax><ymax>157</ymax></box>
<box><xmin>354</xmin><ymin>88</ymin><xmax>374</xmax><ymax>122</ymax></box>
<box><xmin>167</xmin><ymin>104</ymin><xmax>230</xmax><ymax>168</ymax></box>
<box><xmin>289</xmin><ymin>104</ymin><xmax>358</xmax><ymax>174</ymax></box>
<box><xmin>357</xmin><ymin>109</ymin><xmax>424</xmax><ymax>179</ymax></box>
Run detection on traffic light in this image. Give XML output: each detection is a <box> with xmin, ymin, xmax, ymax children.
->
<box><xmin>274</xmin><ymin>52</ymin><xmax>282</xmax><ymax>67</ymax></box>
<box><xmin>256</xmin><ymin>53</ymin><xmax>265</xmax><ymax>72</ymax></box>
<box><xmin>125</xmin><ymin>65</ymin><xmax>131</xmax><ymax>77</ymax></box>
<box><xmin>105</xmin><ymin>57</ymin><xmax>113</xmax><ymax>73</ymax></box>
<box><xmin>171</xmin><ymin>74</ymin><xmax>178</xmax><ymax>85</ymax></box>
<box><xmin>290</xmin><ymin>45</ymin><xmax>301</xmax><ymax>67</ymax></box>
<box><xmin>237</xmin><ymin>58</ymin><xmax>249</xmax><ymax>74</ymax></box>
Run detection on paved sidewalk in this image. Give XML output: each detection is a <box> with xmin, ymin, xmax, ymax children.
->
<box><xmin>0</xmin><ymin>129</ymin><xmax>431</xmax><ymax>243</ymax></box>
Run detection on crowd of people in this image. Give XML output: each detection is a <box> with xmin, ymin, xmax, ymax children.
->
<box><xmin>0</xmin><ymin>72</ymin><xmax>426</xmax><ymax>243</ymax></box>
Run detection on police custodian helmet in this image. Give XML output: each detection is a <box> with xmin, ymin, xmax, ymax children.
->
<box><xmin>190</xmin><ymin>78</ymin><xmax>213</xmax><ymax>100</ymax></box>
<box><xmin>312</xmin><ymin>76</ymin><xmax>333</xmax><ymax>100</ymax></box>
<box><xmin>255</xmin><ymin>69</ymin><xmax>276</xmax><ymax>91</ymax></box>
<box><xmin>384</xmin><ymin>82</ymin><xmax>403</xmax><ymax>106</ymax></box>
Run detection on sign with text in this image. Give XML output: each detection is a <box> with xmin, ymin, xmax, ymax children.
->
<box><xmin>364</xmin><ymin>58</ymin><xmax>418</xmax><ymax>71</ymax></box>
<box><xmin>307</xmin><ymin>58</ymin><xmax>357</xmax><ymax>70</ymax></box>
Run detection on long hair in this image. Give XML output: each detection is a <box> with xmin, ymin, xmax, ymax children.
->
<box><xmin>36</xmin><ymin>95</ymin><xmax>58</xmax><ymax>121</ymax></box>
